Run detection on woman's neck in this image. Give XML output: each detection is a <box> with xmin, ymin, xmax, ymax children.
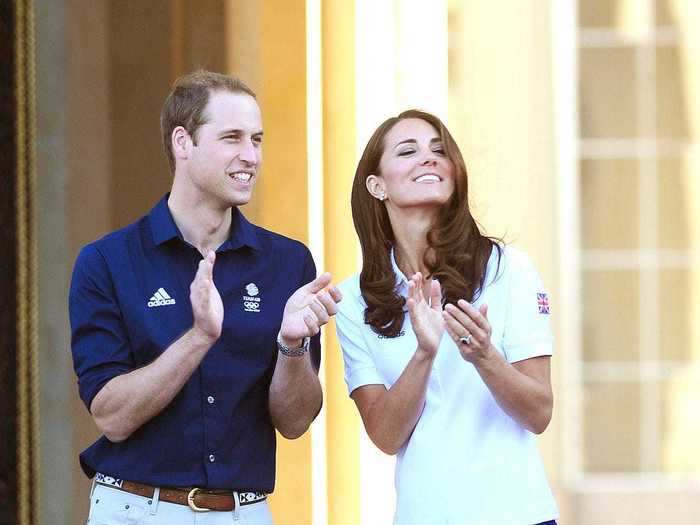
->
<box><xmin>388</xmin><ymin>207</ymin><xmax>437</xmax><ymax>280</ymax></box>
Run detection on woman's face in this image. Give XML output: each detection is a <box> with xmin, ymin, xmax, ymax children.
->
<box><xmin>369</xmin><ymin>118</ymin><xmax>455</xmax><ymax>211</ymax></box>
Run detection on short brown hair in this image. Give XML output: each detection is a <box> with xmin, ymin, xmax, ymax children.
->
<box><xmin>160</xmin><ymin>70</ymin><xmax>256</xmax><ymax>172</ymax></box>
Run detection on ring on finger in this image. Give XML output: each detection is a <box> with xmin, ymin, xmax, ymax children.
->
<box><xmin>459</xmin><ymin>333</ymin><xmax>472</xmax><ymax>346</ymax></box>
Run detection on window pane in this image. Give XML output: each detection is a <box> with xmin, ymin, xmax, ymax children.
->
<box><xmin>659</xmin><ymin>269</ymin><xmax>695</xmax><ymax>362</ymax></box>
<box><xmin>580</xmin><ymin>48</ymin><xmax>639</xmax><ymax>138</ymax></box>
<box><xmin>658</xmin><ymin>158</ymin><xmax>697</xmax><ymax>250</ymax></box>
<box><xmin>656</xmin><ymin>0</ymin><xmax>675</xmax><ymax>26</ymax></box>
<box><xmin>581</xmin><ymin>159</ymin><xmax>639</xmax><ymax>250</ymax></box>
<box><xmin>583</xmin><ymin>270</ymin><xmax>640</xmax><ymax>362</ymax></box>
<box><xmin>660</xmin><ymin>375</ymin><xmax>700</xmax><ymax>474</ymax></box>
<box><xmin>579</xmin><ymin>0</ymin><xmax>619</xmax><ymax>28</ymax></box>
<box><xmin>656</xmin><ymin>46</ymin><xmax>689</xmax><ymax>139</ymax></box>
<box><xmin>584</xmin><ymin>381</ymin><xmax>641</xmax><ymax>472</ymax></box>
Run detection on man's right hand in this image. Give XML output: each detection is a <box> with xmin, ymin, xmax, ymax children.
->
<box><xmin>190</xmin><ymin>250</ymin><xmax>223</xmax><ymax>342</ymax></box>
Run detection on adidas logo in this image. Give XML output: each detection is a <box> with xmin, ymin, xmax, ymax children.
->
<box><xmin>147</xmin><ymin>287</ymin><xmax>176</xmax><ymax>308</ymax></box>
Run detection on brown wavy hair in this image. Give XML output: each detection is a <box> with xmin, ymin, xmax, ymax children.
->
<box><xmin>351</xmin><ymin>109</ymin><xmax>501</xmax><ymax>337</ymax></box>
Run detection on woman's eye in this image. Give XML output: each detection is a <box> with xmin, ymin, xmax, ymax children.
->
<box><xmin>398</xmin><ymin>149</ymin><xmax>415</xmax><ymax>157</ymax></box>
<box><xmin>433</xmin><ymin>148</ymin><xmax>445</xmax><ymax>155</ymax></box>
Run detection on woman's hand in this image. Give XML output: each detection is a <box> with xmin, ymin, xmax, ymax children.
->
<box><xmin>406</xmin><ymin>273</ymin><xmax>444</xmax><ymax>357</ymax></box>
<box><xmin>443</xmin><ymin>300</ymin><xmax>494</xmax><ymax>363</ymax></box>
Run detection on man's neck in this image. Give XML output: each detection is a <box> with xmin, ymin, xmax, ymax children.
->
<box><xmin>167</xmin><ymin>188</ymin><xmax>232</xmax><ymax>256</ymax></box>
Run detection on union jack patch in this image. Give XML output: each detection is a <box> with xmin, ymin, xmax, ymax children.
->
<box><xmin>537</xmin><ymin>292</ymin><xmax>550</xmax><ymax>314</ymax></box>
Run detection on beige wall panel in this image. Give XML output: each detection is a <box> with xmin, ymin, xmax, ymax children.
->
<box><xmin>581</xmin><ymin>159</ymin><xmax>640</xmax><ymax>250</ymax></box>
<box><xmin>574</xmin><ymin>488</ymin><xmax>700</xmax><ymax>523</ymax></box>
<box><xmin>108</xmin><ymin>1</ymin><xmax>174</xmax><ymax>229</ymax></box>
<box><xmin>584</xmin><ymin>382</ymin><xmax>641</xmax><ymax>472</ymax></box>
<box><xmin>323</xmin><ymin>1</ymin><xmax>362</xmax><ymax>524</ymax></box>
<box><xmin>580</xmin><ymin>48</ymin><xmax>639</xmax><ymax>139</ymax></box>
<box><xmin>582</xmin><ymin>270</ymin><xmax>640</xmax><ymax>362</ymax></box>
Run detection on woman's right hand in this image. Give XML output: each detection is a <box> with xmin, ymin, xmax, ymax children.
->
<box><xmin>406</xmin><ymin>273</ymin><xmax>445</xmax><ymax>357</ymax></box>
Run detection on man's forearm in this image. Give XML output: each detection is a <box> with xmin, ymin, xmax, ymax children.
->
<box><xmin>268</xmin><ymin>352</ymin><xmax>323</xmax><ymax>439</ymax></box>
<box><xmin>89</xmin><ymin>328</ymin><xmax>215</xmax><ymax>442</ymax></box>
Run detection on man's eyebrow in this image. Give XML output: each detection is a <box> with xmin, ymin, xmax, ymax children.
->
<box><xmin>217</xmin><ymin>129</ymin><xmax>264</xmax><ymax>137</ymax></box>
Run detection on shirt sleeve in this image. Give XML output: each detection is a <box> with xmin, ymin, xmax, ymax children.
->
<box><xmin>69</xmin><ymin>244</ymin><xmax>135</xmax><ymax>410</ymax></box>
<box><xmin>501</xmin><ymin>250</ymin><xmax>554</xmax><ymax>363</ymax></box>
<box><xmin>300</xmin><ymin>246</ymin><xmax>322</xmax><ymax>372</ymax></box>
<box><xmin>335</xmin><ymin>293</ymin><xmax>384</xmax><ymax>395</ymax></box>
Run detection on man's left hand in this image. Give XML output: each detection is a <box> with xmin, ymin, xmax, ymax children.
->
<box><xmin>280</xmin><ymin>273</ymin><xmax>343</xmax><ymax>347</ymax></box>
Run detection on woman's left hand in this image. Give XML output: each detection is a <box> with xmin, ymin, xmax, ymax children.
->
<box><xmin>443</xmin><ymin>300</ymin><xmax>494</xmax><ymax>363</ymax></box>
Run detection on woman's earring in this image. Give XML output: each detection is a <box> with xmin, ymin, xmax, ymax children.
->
<box><xmin>379</xmin><ymin>193</ymin><xmax>386</xmax><ymax>201</ymax></box>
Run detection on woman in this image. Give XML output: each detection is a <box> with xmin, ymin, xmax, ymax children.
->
<box><xmin>335</xmin><ymin>110</ymin><xmax>558</xmax><ymax>524</ymax></box>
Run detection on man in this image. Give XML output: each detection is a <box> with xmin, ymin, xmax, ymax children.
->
<box><xmin>69</xmin><ymin>70</ymin><xmax>341</xmax><ymax>524</ymax></box>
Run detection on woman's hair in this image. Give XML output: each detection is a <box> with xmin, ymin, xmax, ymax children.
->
<box><xmin>350</xmin><ymin>109</ymin><xmax>501</xmax><ymax>338</ymax></box>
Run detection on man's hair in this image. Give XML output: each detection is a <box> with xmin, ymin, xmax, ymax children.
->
<box><xmin>160</xmin><ymin>70</ymin><xmax>256</xmax><ymax>173</ymax></box>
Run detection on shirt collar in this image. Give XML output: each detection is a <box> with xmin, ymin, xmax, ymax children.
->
<box><xmin>149</xmin><ymin>194</ymin><xmax>261</xmax><ymax>251</ymax></box>
<box><xmin>389</xmin><ymin>247</ymin><xmax>410</xmax><ymax>296</ymax></box>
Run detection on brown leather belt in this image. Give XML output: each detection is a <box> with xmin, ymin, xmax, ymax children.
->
<box><xmin>95</xmin><ymin>478</ymin><xmax>266</xmax><ymax>512</ymax></box>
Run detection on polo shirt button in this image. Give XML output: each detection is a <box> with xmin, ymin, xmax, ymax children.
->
<box><xmin>207</xmin><ymin>395</ymin><xmax>215</xmax><ymax>404</ymax></box>
<box><xmin>209</xmin><ymin>454</ymin><xmax>215</xmax><ymax>463</ymax></box>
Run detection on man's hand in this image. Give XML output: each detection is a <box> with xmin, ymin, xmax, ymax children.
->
<box><xmin>190</xmin><ymin>250</ymin><xmax>223</xmax><ymax>343</ymax></box>
<box><xmin>279</xmin><ymin>272</ymin><xmax>343</xmax><ymax>347</ymax></box>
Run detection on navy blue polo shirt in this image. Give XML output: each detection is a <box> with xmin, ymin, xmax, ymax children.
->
<box><xmin>69</xmin><ymin>195</ymin><xmax>320</xmax><ymax>491</ymax></box>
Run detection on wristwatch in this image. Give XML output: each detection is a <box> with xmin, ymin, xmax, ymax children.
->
<box><xmin>276</xmin><ymin>332</ymin><xmax>310</xmax><ymax>357</ymax></box>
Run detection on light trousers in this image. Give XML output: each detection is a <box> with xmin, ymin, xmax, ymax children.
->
<box><xmin>87</xmin><ymin>483</ymin><xmax>274</xmax><ymax>525</ymax></box>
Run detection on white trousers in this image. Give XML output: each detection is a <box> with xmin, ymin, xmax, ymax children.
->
<box><xmin>87</xmin><ymin>483</ymin><xmax>275</xmax><ymax>525</ymax></box>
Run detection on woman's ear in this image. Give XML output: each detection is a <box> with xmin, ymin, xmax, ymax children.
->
<box><xmin>366</xmin><ymin>175</ymin><xmax>387</xmax><ymax>201</ymax></box>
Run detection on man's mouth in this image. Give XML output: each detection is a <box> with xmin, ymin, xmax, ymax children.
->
<box><xmin>229</xmin><ymin>171</ymin><xmax>254</xmax><ymax>183</ymax></box>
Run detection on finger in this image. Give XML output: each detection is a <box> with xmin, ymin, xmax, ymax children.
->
<box><xmin>442</xmin><ymin>311</ymin><xmax>470</xmax><ymax>339</ymax></box>
<box><xmin>408</xmin><ymin>279</ymin><xmax>418</xmax><ymax>305</ymax></box>
<box><xmin>412</xmin><ymin>273</ymin><xmax>426</xmax><ymax>303</ymax></box>
<box><xmin>328</xmin><ymin>285</ymin><xmax>343</xmax><ymax>303</ymax></box>
<box><xmin>303</xmin><ymin>312</ymin><xmax>320</xmax><ymax>335</ymax></box>
<box><xmin>457</xmin><ymin>299</ymin><xmax>489</xmax><ymax>331</ymax></box>
<box><xmin>316</xmin><ymin>292</ymin><xmax>339</xmax><ymax>316</ymax></box>
<box><xmin>309</xmin><ymin>298</ymin><xmax>330</xmax><ymax>324</ymax></box>
<box><xmin>479</xmin><ymin>303</ymin><xmax>489</xmax><ymax>319</ymax></box>
<box><xmin>429</xmin><ymin>279</ymin><xmax>442</xmax><ymax>311</ymax></box>
<box><xmin>305</xmin><ymin>272</ymin><xmax>333</xmax><ymax>294</ymax></box>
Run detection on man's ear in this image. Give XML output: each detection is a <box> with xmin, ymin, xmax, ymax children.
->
<box><xmin>172</xmin><ymin>126</ymin><xmax>191</xmax><ymax>161</ymax></box>
<box><xmin>366</xmin><ymin>174</ymin><xmax>387</xmax><ymax>201</ymax></box>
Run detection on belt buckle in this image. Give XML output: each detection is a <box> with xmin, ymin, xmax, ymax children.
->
<box><xmin>187</xmin><ymin>488</ymin><xmax>211</xmax><ymax>512</ymax></box>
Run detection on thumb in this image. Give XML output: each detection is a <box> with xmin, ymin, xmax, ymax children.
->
<box><xmin>305</xmin><ymin>272</ymin><xmax>332</xmax><ymax>294</ymax></box>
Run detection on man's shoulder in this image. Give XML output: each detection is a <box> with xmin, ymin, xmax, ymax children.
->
<box><xmin>75</xmin><ymin>215</ymin><xmax>148</xmax><ymax>266</ymax></box>
<box><xmin>248</xmin><ymin>223</ymin><xmax>311</xmax><ymax>258</ymax></box>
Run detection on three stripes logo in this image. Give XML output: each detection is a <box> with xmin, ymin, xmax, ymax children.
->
<box><xmin>147</xmin><ymin>287</ymin><xmax>176</xmax><ymax>308</ymax></box>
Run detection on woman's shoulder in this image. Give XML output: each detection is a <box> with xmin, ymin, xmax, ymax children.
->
<box><xmin>337</xmin><ymin>273</ymin><xmax>366</xmax><ymax>313</ymax></box>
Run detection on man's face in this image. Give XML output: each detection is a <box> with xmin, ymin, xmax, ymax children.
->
<box><xmin>186</xmin><ymin>91</ymin><xmax>263</xmax><ymax>208</ymax></box>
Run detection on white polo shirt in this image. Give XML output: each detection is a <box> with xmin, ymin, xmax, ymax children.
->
<box><xmin>336</xmin><ymin>245</ymin><xmax>558</xmax><ymax>525</ymax></box>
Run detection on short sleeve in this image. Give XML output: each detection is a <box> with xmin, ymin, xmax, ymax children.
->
<box><xmin>300</xmin><ymin>247</ymin><xmax>322</xmax><ymax>371</ymax></box>
<box><xmin>502</xmin><ymin>250</ymin><xmax>554</xmax><ymax>363</ymax></box>
<box><xmin>335</xmin><ymin>291</ymin><xmax>384</xmax><ymax>394</ymax></box>
<box><xmin>69</xmin><ymin>244</ymin><xmax>135</xmax><ymax>410</ymax></box>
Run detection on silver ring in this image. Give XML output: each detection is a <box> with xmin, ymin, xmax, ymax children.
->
<box><xmin>459</xmin><ymin>334</ymin><xmax>472</xmax><ymax>346</ymax></box>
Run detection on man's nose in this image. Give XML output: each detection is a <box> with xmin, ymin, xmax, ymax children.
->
<box><xmin>239</xmin><ymin>140</ymin><xmax>258</xmax><ymax>165</ymax></box>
